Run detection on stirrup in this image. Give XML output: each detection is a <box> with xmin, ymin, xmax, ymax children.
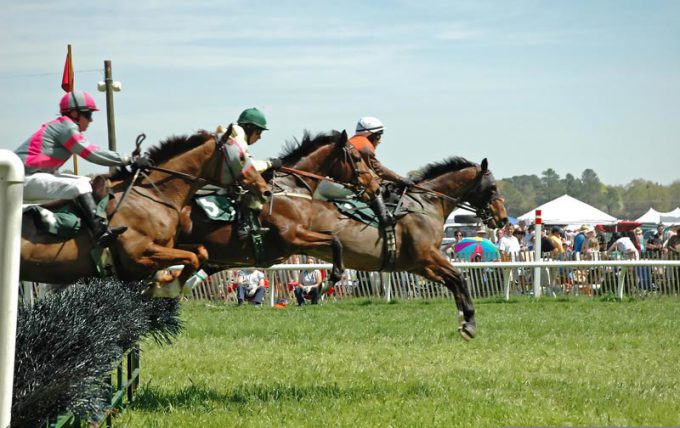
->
<box><xmin>96</xmin><ymin>226</ymin><xmax>128</xmax><ymax>248</ymax></box>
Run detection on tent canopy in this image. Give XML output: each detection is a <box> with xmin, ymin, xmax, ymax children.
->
<box><xmin>518</xmin><ymin>194</ymin><xmax>617</xmax><ymax>226</ymax></box>
<box><xmin>635</xmin><ymin>207</ymin><xmax>680</xmax><ymax>225</ymax></box>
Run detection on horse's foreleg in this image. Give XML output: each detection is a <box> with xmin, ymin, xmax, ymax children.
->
<box><xmin>139</xmin><ymin>244</ymin><xmax>203</xmax><ymax>297</ymax></box>
<box><xmin>418</xmin><ymin>252</ymin><xmax>476</xmax><ymax>340</ymax></box>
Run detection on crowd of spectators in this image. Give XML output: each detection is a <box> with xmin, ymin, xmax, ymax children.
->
<box><xmin>444</xmin><ymin>221</ymin><xmax>680</xmax><ymax>262</ymax></box>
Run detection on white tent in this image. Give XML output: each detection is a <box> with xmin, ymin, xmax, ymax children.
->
<box><xmin>635</xmin><ymin>208</ymin><xmax>662</xmax><ymax>224</ymax></box>
<box><xmin>518</xmin><ymin>194</ymin><xmax>617</xmax><ymax>226</ymax></box>
<box><xmin>635</xmin><ymin>207</ymin><xmax>680</xmax><ymax>225</ymax></box>
<box><xmin>660</xmin><ymin>207</ymin><xmax>680</xmax><ymax>225</ymax></box>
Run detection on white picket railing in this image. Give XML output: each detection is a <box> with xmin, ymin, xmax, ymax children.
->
<box><xmin>188</xmin><ymin>258</ymin><xmax>680</xmax><ymax>306</ymax></box>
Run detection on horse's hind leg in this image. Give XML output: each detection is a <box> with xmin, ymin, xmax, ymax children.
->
<box><xmin>288</xmin><ymin>226</ymin><xmax>344</xmax><ymax>285</ymax></box>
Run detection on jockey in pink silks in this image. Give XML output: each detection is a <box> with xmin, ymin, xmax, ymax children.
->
<box><xmin>15</xmin><ymin>91</ymin><xmax>150</xmax><ymax>247</ymax></box>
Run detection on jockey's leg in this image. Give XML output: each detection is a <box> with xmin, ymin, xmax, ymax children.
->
<box><xmin>369</xmin><ymin>193</ymin><xmax>392</xmax><ymax>226</ymax></box>
<box><xmin>75</xmin><ymin>192</ymin><xmax>127</xmax><ymax>248</ymax></box>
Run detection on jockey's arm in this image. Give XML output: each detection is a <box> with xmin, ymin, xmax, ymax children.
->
<box><xmin>64</xmin><ymin>128</ymin><xmax>131</xmax><ymax>167</ymax></box>
<box><xmin>369</xmin><ymin>155</ymin><xmax>408</xmax><ymax>184</ymax></box>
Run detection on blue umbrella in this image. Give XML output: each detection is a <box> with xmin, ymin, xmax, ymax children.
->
<box><xmin>453</xmin><ymin>237</ymin><xmax>500</xmax><ymax>261</ymax></box>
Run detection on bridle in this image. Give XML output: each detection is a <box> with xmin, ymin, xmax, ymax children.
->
<box><xmin>409</xmin><ymin>165</ymin><xmax>502</xmax><ymax>227</ymax></box>
<box><xmin>274</xmin><ymin>143</ymin><xmax>374</xmax><ymax>199</ymax></box>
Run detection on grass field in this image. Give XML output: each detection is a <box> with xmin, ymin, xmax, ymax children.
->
<box><xmin>119</xmin><ymin>296</ymin><xmax>680</xmax><ymax>427</ymax></box>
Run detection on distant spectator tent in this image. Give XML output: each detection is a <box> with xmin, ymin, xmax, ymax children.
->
<box><xmin>636</xmin><ymin>207</ymin><xmax>680</xmax><ymax>226</ymax></box>
<box><xmin>518</xmin><ymin>194</ymin><xmax>617</xmax><ymax>227</ymax></box>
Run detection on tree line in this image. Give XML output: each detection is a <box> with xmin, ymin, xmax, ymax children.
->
<box><xmin>499</xmin><ymin>168</ymin><xmax>680</xmax><ymax>220</ymax></box>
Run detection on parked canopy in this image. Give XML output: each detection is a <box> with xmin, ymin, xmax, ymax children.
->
<box><xmin>517</xmin><ymin>194</ymin><xmax>617</xmax><ymax>226</ymax></box>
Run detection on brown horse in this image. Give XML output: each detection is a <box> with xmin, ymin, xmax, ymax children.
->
<box><xmin>184</xmin><ymin>155</ymin><xmax>506</xmax><ymax>339</ymax></box>
<box><xmin>305</xmin><ymin>157</ymin><xmax>507</xmax><ymax>339</ymax></box>
<box><xmin>19</xmin><ymin>131</ymin><xmax>270</xmax><ymax>287</ymax></box>
<box><xmin>176</xmin><ymin>130</ymin><xmax>380</xmax><ymax>285</ymax></box>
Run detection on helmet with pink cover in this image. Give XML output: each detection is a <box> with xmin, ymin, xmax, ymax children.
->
<box><xmin>59</xmin><ymin>91</ymin><xmax>99</xmax><ymax>114</ymax></box>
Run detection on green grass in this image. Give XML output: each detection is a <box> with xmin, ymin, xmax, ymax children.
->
<box><xmin>119</xmin><ymin>297</ymin><xmax>680</xmax><ymax>427</ymax></box>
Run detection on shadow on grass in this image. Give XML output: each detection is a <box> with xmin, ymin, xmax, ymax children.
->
<box><xmin>131</xmin><ymin>381</ymin><xmax>376</xmax><ymax>411</ymax></box>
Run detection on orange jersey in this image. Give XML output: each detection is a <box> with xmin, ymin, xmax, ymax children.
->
<box><xmin>348</xmin><ymin>135</ymin><xmax>375</xmax><ymax>155</ymax></box>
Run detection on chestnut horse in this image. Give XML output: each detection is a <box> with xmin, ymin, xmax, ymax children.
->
<box><xmin>19</xmin><ymin>131</ymin><xmax>270</xmax><ymax>287</ymax></box>
<box><xmin>176</xmin><ymin>130</ymin><xmax>380</xmax><ymax>285</ymax></box>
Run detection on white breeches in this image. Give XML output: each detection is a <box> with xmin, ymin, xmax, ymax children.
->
<box><xmin>23</xmin><ymin>172</ymin><xmax>92</xmax><ymax>202</ymax></box>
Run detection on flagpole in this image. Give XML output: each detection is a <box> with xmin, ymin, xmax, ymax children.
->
<box><xmin>104</xmin><ymin>61</ymin><xmax>117</xmax><ymax>175</ymax></box>
<box><xmin>62</xmin><ymin>44</ymin><xmax>79</xmax><ymax>175</ymax></box>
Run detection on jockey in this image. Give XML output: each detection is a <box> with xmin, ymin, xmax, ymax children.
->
<box><xmin>217</xmin><ymin>107</ymin><xmax>282</xmax><ymax>240</ymax></box>
<box><xmin>14</xmin><ymin>91</ymin><xmax>149</xmax><ymax>247</ymax></box>
<box><xmin>349</xmin><ymin>116</ymin><xmax>413</xmax><ymax>226</ymax></box>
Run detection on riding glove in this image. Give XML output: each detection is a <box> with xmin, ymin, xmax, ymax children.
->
<box><xmin>131</xmin><ymin>155</ymin><xmax>153</xmax><ymax>171</ymax></box>
<box><xmin>268</xmin><ymin>158</ymin><xmax>283</xmax><ymax>170</ymax></box>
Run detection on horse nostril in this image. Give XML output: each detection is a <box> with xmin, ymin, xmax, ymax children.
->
<box><xmin>263</xmin><ymin>190</ymin><xmax>272</xmax><ymax>199</ymax></box>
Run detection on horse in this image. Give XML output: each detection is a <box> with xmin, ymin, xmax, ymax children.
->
<box><xmin>19</xmin><ymin>131</ymin><xmax>270</xmax><ymax>288</ymax></box>
<box><xmin>173</xmin><ymin>130</ymin><xmax>380</xmax><ymax>288</ymax></box>
<box><xmin>304</xmin><ymin>157</ymin><xmax>508</xmax><ymax>339</ymax></box>
<box><xmin>189</xmin><ymin>155</ymin><xmax>505</xmax><ymax>339</ymax></box>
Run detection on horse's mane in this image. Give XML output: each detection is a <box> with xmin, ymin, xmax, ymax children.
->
<box><xmin>413</xmin><ymin>157</ymin><xmax>476</xmax><ymax>183</ymax></box>
<box><xmin>146</xmin><ymin>131</ymin><xmax>214</xmax><ymax>165</ymax></box>
<box><xmin>278</xmin><ymin>130</ymin><xmax>344</xmax><ymax>165</ymax></box>
<box><xmin>109</xmin><ymin>131</ymin><xmax>214</xmax><ymax>180</ymax></box>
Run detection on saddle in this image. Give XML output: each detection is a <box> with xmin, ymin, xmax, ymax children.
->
<box><xmin>22</xmin><ymin>175</ymin><xmax>112</xmax><ymax>238</ymax></box>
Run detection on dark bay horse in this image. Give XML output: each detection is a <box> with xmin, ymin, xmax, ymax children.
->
<box><xmin>20</xmin><ymin>131</ymin><xmax>270</xmax><ymax>287</ymax></box>
<box><xmin>173</xmin><ymin>130</ymin><xmax>380</xmax><ymax>287</ymax></box>
<box><xmin>305</xmin><ymin>157</ymin><xmax>507</xmax><ymax>339</ymax></box>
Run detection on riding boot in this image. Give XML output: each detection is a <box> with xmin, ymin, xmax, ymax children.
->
<box><xmin>76</xmin><ymin>193</ymin><xmax>127</xmax><ymax>248</ymax></box>
<box><xmin>236</xmin><ymin>206</ymin><xmax>254</xmax><ymax>240</ymax></box>
<box><xmin>369</xmin><ymin>194</ymin><xmax>392</xmax><ymax>227</ymax></box>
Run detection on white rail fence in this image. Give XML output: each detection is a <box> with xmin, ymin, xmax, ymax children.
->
<box><xmin>188</xmin><ymin>258</ymin><xmax>680</xmax><ymax>305</ymax></box>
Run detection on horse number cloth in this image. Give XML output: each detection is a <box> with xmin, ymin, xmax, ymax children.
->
<box><xmin>195</xmin><ymin>194</ymin><xmax>238</xmax><ymax>222</ymax></box>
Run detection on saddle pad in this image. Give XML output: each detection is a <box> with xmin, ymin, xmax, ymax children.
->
<box><xmin>22</xmin><ymin>195</ymin><xmax>110</xmax><ymax>238</ymax></box>
<box><xmin>23</xmin><ymin>205</ymin><xmax>82</xmax><ymax>238</ymax></box>
<box><xmin>195</xmin><ymin>194</ymin><xmax>237</xmax><ymax>222</ymax></box>
<box><xmin>332</xmin><ymin>199</ymin><xmax>379</xmax><ymax>228</ymax></box>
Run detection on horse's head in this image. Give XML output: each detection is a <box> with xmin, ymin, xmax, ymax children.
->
<box><xmin>464</xmin><ymin>159</ymin><xmax>508</xmax><ymax>229</ymax></box>
<box><xmin>280</xmin><ymin>130</ymin><xmax>380</xmax><ymax>202</ymax></box>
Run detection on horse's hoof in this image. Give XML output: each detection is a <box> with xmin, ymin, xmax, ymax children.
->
<box><xmin>458</xmin><ymin>325</ymin><xmax>475</xmax><ymax>341</ymax></box>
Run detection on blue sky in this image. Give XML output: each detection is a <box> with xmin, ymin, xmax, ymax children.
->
<box><xmin>1</xmin><ymin>0</ymin><xmax>679</xmax><ymax>185</ymax></box>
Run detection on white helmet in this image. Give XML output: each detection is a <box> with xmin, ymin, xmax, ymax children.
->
<box><xmin>355</xmin><ymin>116</ymin><xmax>385</xmax><ymax>135</ymax></box>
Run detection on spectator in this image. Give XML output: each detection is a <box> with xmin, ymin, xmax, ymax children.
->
<box><xmin>645</xmin><ymin>224</ymin><xmax>666</xmax><ymax>258</ymax></box>
<box><xmin>634</xmin><ymin>228</ymin><xmax>645</xmax><ymax>253</ymax></box>
<box><xmin>514</xmin><ymin>228</ymin><xmax>528</xmax><ymax>252</ymax></box>
<box><xmin>584</xmin><ymin>227</ymin><xmax>600</xmax><ymax>256</ymax></box>
<box><xmin>494</xmin><ymin>228</ymin><xmax>504</xmax><ymax>245</ymax></box>
<box><xmin>294</xmin><ymin>257</ymin><xmax>323</xmax><ymax>306</ymax></box>
<box><xmin>573</xmin><ymin>225</ymin><xmax>589</xmax><ymax>254</ymax></box>
<box><xmin>498</xmin><ymin>224</ymin><xmax>521</xmax><ymax>258</ymax></box>
<box><xmin>594</xmin><ymin>225</ymin><xmax>608</xmax><ymax>252</ymax></box>
<box><xmin>548</xmin><ymin>226</ymin><xmax>565</xmax><ymax>256</ymax></box>
<box><xmin>607</xmin><ymin>232</ymin><xmax>639</xmax><ymax>259</ymax></box>
<box><xmin>236</xmin><ymin>269</ymin><xmax>267</xmax><ymax>306</ymax></box>
<box><xmin>666</xmin><ymin>225</ymin><xmax>680</xmax><ymax>258</ymax></box>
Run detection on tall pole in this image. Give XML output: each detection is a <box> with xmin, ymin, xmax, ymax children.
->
<box><xmin>533</xmin><ymin>209</ymin><xmax>543</xmax><ymax>298</ymax></box>
<box><xmin>104</xmin><ymin>60</ymin><xmax>117</xmax><ymax>174</ymax></box>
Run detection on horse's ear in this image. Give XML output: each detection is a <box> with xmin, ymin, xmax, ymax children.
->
<box><xmin>340</xmin><ymin>130</ymin><xmax>348</xmax><ymax>143</ymax></box>
<box><xmin>481</xmin><ymin>158</ymin><xmax>488</xmax><ymax>172</ymax></box>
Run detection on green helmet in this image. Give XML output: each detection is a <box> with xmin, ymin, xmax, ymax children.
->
<box><xmin>237</xmin><ymin>107</ymin><xmax>268</xmax><ymax>130</ymax></box>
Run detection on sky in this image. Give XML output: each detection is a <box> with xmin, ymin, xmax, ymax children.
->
<box><xmin>1</xmin><ymin>0</ymin><xmax>679</xmax><ymax>185</ymax></box>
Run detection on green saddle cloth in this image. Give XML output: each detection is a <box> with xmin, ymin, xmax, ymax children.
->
<box><xmin>23</xmin><ymin>195</ymin><xmax>110</xmax><ymax>238</ymax></box>
<box><xmin>332</xmin><ymin>199</ymin><xmax>380</xmax><ymax>228</ymax></box>
<box><xmin>195</xmin><ymin>194</ymin><xmax>238</xmax><ymax>222</ymax></box>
